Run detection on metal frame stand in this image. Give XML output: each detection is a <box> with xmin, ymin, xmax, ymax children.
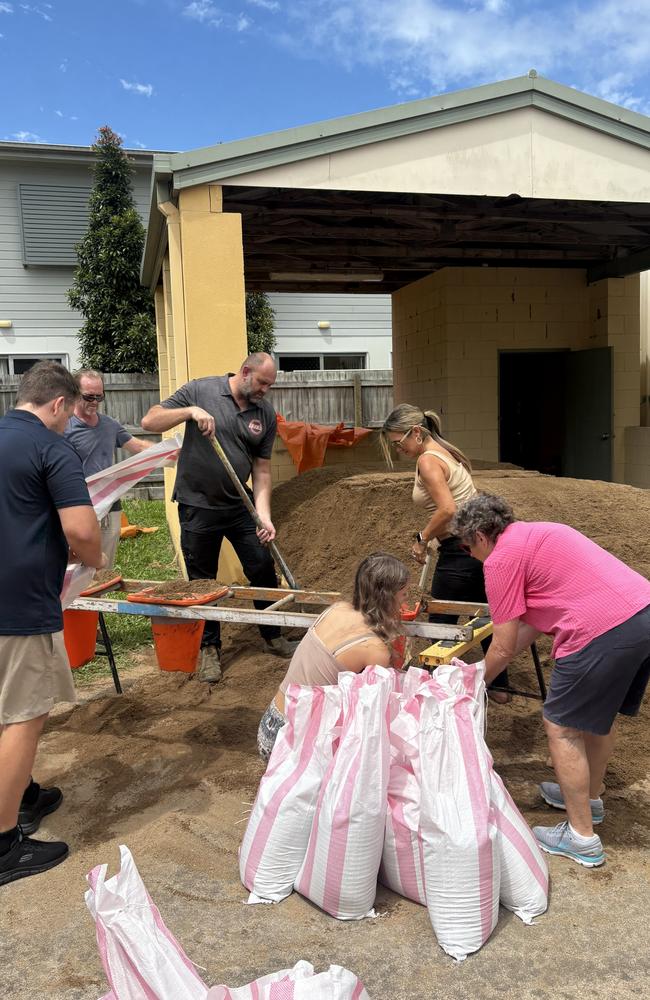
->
<box><xmin>95</xmin><ymin>612</ymin><xmax>122</xmax><ymax>694</ymax></box>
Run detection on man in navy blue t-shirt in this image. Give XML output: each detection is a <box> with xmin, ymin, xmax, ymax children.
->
<box><xmin>0</xmin><ymin>361</ymin><xmax>104</xmax><ymax>887</ymax></box>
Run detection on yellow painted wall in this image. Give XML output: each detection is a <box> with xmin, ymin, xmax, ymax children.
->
<box><xmin>392</xmin><ymin>267</ymin><xmax>641</xmax><ymax>482</ymax></box>
<box><xmin>153</xmin><ymin>184</ymin><xmax>249</xmax><ymax>582</ymax></box>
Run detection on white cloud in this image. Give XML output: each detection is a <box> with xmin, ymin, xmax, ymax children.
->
<box><xmin>237</xmin><ymin>12</ymin><xmax>251</xmax><ymax>30</ymax></box>
<box><xmin>19</xmin><ymin>3</ymin><xmax>52</xmax><ymax>21</ymax></box>
<box><xmin>0</xmin><ymin>2</ymin><xmax>13</xmax><ymax>12</ymax></box>
<box><xmin>59</xmin><ymin>57</ymin><xmax>67</xmax><ymax>71</ymax></box>
<box><xmin>8</xmin><ymin>130</ymin><xmax>43</xmax><ymax>142</ymax></box>
<box><xmin>54</xmin><ymin>108</ymin><xmax>63</xmax><ymax>117</ymax></box>
<box><xmin>132</xmin><ymin>140</ymin><xmax>147</xmax><ymax>148</ymax></box>
<box><xmin>272</xmin><ymin>0</ymin><xmax>650</xmax><ymax>104</ymax></box>
<box><xmin>247</xmin><ymin>0</ymin><xmax>279</xmax><ymax>10</ymax></box>
<box><xmin>183</xmin><ymin>0</ymin><xmax>222</xmax><ymax>26</ymax></box>
<box><xmin>120</xmin><ymin>78</ymin><xmax>154</xmax><ymax>97</ymax></box>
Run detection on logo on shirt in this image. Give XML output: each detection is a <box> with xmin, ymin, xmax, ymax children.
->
<box><xmin>248</xmin><ymin>418</ymin><xmax>263</xmax><ymax>436</ymax></box>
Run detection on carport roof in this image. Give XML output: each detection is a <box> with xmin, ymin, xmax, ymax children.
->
<box><xmin>143</xmin><ymin>73</ymin><xmax>650</xmax><ymax>291</ymax></box>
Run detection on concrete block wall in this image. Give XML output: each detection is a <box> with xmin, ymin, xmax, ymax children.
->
<box><xmin>393</xmin><ymin>267</ymin><xmax>642</xmax><ymax>481</ymax></box>
<box><xmin>270</xmin><ymin>431</ymin><xmax>387</xmax><ymax>486</ymax></box>
<box><xmin>393</xmin><ymin>267</ymin><xmax>593</xmax><ymax>463</ymax></box>
<box><xmin>589</xmin><ymin>275</ymin><xmax>641</xmax><ymax>481</ymax></box>
<box><xmin>624</xmin><ymin>426</ymin><xmax>650</xmax><ymax>487</ymax></box>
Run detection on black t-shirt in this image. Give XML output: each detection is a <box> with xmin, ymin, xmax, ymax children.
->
<box><xmin>0</xmin><ymin>410</ymin><xmax>92</xmax><ymax>635</ymax></box>
<box><xmin>160</xmin><ymin>375</ymin><xmax>277</xmax><ymax>510</ymax></box>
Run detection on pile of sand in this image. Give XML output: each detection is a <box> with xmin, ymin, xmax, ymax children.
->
<box><xmin>273</xmin><ymin>467</ymin><xmax>650</xmax><ymax>594</ymax></box>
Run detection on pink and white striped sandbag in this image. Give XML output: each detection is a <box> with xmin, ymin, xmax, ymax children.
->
<box><xmin>379</xmin><ymin>760</ymin><xmax>426</xmax><ymax>906</ymax></box>
<box><xmin>86</xmin><ymin>845</ymin><xmax>209</xmax><ymax>1000</ymax></box>
<box><xmin>436</xmin><ymin>659</ymin><xmax>549</xmax><ymax>923</ymax></box>
<box><xmin>239</xmin><ymin>683</ymin><xmax>342</xmax><ymax>903</ymax></box>
<box><xmin>418</xmin><ymin>681</ymin><xmax>500</xmax><ymax>961</ymax></box>
<box><xmin>294</xmin><ymin>665</ymin><xmax>392</xmax><ymax>920</ymax></box>
<box><xmin>379</xmin><ymin>667</ymin><xmax>430</xmax><ymax>906</ymax></box>
<box><xmin>206</xmin><ymin>961</ymin><xmax>370</xmax><ymax>999</ymax></box>
<box><xmin>491</xmin><ymin>770</ymin><xmax>548</xmax><ymax>923</ymax></box>
<box><xmin>62</xmin><ymin>436</ymin><xmax>183</xmax><ymax>609</ymax></box>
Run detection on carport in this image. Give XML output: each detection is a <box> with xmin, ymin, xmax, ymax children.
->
<box><xmin>142</xmin><ymin>71</ymin><xmax>650</xmax><ymax>551</ymax></box>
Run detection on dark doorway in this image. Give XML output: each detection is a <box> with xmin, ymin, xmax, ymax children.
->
<box><xmin>499</xmin><ymin>348</ymin><xmax>612</xmax><ymax>481</ymax></box>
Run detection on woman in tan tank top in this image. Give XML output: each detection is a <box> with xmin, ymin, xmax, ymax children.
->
<box><xmin>380</xmin><ymin>403</ymin><xmax>509</xmax><ymax>701</ymax></box>
<box><xmin>257</xmin><ymin>552</ymin><xmax>409</xmax><ymax>761</ymax></box>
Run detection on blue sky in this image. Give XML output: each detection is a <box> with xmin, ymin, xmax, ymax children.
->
<box><xmin>2</xmin><ymin>0</ymin><xmax>650</xmax><ymax>152</ymax></box>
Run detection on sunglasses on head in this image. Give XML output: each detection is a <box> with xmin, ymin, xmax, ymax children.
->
<box><xmin>81</xmin><ymin>393</ymin><xmax>104</xmax><ymax>402</ymax></box>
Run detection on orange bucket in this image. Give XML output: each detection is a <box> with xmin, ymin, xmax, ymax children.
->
<box><xmin>151</xmin><ymin>618</ymin><xmax>205</xmax><ymax>673</ymax></box>
<box><xmin>63</xmin><ymin>609</ymin><xmax>99</xmax><ymax>669</ymax></box>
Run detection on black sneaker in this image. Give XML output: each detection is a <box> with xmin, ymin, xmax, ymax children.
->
<box><xmin>18</xmin><ymin>785</ymin><xmax>63</xmax><ymax>835</ymax></box>
<box><xmin>0</xmin><ymin>829</ymin><xmax>69</xmax><ymax>887</ymax></box>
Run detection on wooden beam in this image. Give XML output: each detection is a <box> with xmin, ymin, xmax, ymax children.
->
<box><xmin>587</xmin><ymin>246</ymin><xmax>650</xmax><ymax>282</ymax></box>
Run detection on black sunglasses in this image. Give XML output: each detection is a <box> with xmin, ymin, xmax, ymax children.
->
<box><xmin>81</xmin><ymin>393</ymin><xmax>105</xmax><ymax>402</ymax></box>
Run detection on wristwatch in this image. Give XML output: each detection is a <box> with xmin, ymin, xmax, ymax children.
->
<box><xmin>414</xmin><ymin>532</ymin><xmax>425</xmax><ymax>545</ymax></box>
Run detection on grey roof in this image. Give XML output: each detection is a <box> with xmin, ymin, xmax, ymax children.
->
<box><xmin>161</xmin><ymin>73</ymin><xmax>650</xmax><ymax>190</ymax></box>
<box><xmin>0</xmin><ymin>141</ymin><xmax>169</xmax><ymax>165</ymax></box>
<box><xmin>142</xmin><ymin>72</ymin><xmax>650</xmax><ymax>286</ymax></box>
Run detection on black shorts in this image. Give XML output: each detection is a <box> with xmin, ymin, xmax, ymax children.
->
<box><xmin>543</xmin><ymin>604</ymin><xmax>650</xmax><ymax>735</ymax></box>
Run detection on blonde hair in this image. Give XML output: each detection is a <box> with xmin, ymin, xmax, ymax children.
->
<box><xmin>380</xmin><ymin>403</ymin><xmax>472</xmax><ymax>472</ymax></box>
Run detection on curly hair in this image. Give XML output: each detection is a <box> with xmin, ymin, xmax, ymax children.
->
<box><xmin>352</xmin><ymin>551</ymin><xmax>409</xmax><ymax>644</ymax></box>
<box><xmin>451</xmin><ymin>493</ymin><xmax>515</xmax><ymax>544</ymax></box>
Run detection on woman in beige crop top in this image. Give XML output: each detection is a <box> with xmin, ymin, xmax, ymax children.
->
<box><xmin>380</xmin><ymin>403</ymin><xmax>509</xmax><ymax>701</ymax></box>
<box><xmin>257</xmin><ymin>552</ymin><xmax>409</xmax><ymax>761</ymax></box>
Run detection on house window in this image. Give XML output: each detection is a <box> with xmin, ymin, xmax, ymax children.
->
<box><xmin>276</xmin><ymin>353</ymin><xmax>366</xmax><ymax>372</ymax></box>
<box><xmin>1</xmin><ymin>355</ymin><xmax>65</xmax><ymax>376</ymax></box>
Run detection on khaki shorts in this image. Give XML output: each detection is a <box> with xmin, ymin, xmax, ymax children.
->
<box><xmin>0</xmin><ymin>632</ymin><xmax>76</xmax><ymax>725</ymax></box>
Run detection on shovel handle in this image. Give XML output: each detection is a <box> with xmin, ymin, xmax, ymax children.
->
<box><xmin>209</xmin><ymin>436</ymin><xmax>299</xmax><ymax>590</ymax></box>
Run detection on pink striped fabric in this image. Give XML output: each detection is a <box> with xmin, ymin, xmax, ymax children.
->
<box><xmin>85</xmin><ymin>846</ymin><xmax>208</xmax><ymax>1000</ymax></box>
<box><xmin>490</xmin><ymin>770</ymin><xmax>548</xmax><ymax>922</ymax></box>
<box><xmin>379</xmin><ymin>763</ymin><xmax>427</xmax><ymax>906</ymax></box>
<box><xmin>418</xmin><ymin>680</ymin><xmax>500</xmax><ymax>961</ymax></box>
<box><xmin>294</xmin><ymin>666</ymin><xmax>392</xmax><ymax>920</ymax></box>
<box><xmin>61</xmin><ymin>436</ymin><xmax>182</xmax><ymax>608</ymax></box>
<box><xmin>239</xmin><ymin>684</ymin><xmax>342</xmax><ymax>903</ymax></box>
<box><xmin>206</xmin><ymin>962</ymin><xmax>370</xmax><ymax>1000</ymax></box>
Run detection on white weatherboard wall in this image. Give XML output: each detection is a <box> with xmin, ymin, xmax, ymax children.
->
<box><xmin>268</xmin><ymin>292</ymin><xmax>392</xmax><ymax>368</ymax></box>
<box><xmin>0</xmin><ymin>153</ymin><xmax>152</xmax><ymax>371</ymax></box>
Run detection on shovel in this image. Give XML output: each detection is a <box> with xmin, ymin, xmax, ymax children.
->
<box><xmin>209</xmin><ymin>435</ymin><xmax>299</xmax><ymax>590</ymax></box>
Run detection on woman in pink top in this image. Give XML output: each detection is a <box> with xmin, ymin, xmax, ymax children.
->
<box><xmin>257</xmin><ymin>552</ymin><xmax>409</xmax><ymax>761</ymax></box>
<box><xmin>452</xmin><ymin>493</ymin><xmax>650</xmax><ymax>870</ymax></box>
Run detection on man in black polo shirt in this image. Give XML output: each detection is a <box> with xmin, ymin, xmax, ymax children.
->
<box><xmin>142</xmin><ymin>352</ymin><xmax>297</xmax><ymax>683</ymax></box>
<box><xmin>0</xmin><ymin>361</ymin><xmax>104</xmax><ymax>886</ymax></box>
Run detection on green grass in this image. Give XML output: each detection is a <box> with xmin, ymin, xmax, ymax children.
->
<box><xmin>73</xmin><ymin>499</ymin><xmax>179</xmax><ymax>684</ymax></box>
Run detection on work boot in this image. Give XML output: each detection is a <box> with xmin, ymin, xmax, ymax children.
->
<box><xmin>197</xmin><ymin>645</ymin><xmax>222</xmax><ymax>684</ymax></box>
<box><xmin>264</xmin><ymin>636</ymin><xmax>300</xmax><ymax>658</ymax></box>
<box><xmin>0</xmin><ymin>829</ymin><xmax>69</xmax><ymax>887</ymax></box>
<box><xmin>539</xmin><ymin>781</ymin><xmax>605</xmax><ymax>825</ymax></box>
<box><xmin>18</xmin><ymin>783</ymin><xmax>63</xmax><ymax>835</ymax></box>
<box><xmin>533</xmin><ymin>820</ymin><xmax>605</xmax><ymax>868</ymax></box>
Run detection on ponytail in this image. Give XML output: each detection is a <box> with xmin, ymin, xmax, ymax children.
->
<box><xmin>422</xmin><ymin>410</ymin><xmax>472</xmax><ymax>472</ymax></box>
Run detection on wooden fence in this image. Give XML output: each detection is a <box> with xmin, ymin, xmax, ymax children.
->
<box><xmin>0</xmin><ymin>369</ymin><xmax>394</xmax><ymax>499</ymax></box>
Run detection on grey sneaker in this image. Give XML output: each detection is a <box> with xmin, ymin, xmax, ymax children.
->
<box><xmin>540</xmin><ymin>781</ymin><xmax>605</xmax><ymax>824</ymax></box>
<box><xmin>533</xmin><ymin>821</ymin><xmax>605</xmax><ymax>867</ymax></box>
<box><xmin>264</xmin><ymin>636</ymin><xmax>300</xmax><ymax>657</ymax></box>
<box><xmin>197</xmin><ymin>646</ymin><xmax>222</xmax><ymax>684</ymax></box>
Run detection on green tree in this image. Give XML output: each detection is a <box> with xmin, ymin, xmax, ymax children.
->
<box><xmin>246</xmin><ymin>291</ymin><xmax>276</xmax><ymax>354</ymax></box>
<box><xmin>68</xmin><ymin>126</ymin><xmax>157</xmax><ymax>372</ymax></box>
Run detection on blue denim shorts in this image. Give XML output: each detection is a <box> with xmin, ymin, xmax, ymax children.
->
<box><xmin>544</xmin><ymin>604</ymin><xmax>650</xmax><ymax>735</ymax></box>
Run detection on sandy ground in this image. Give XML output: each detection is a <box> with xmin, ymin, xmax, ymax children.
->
<box><xmin>1</xmin><ymin>638</ymin><xmax>649</xmax><ymax>1000</ymax></box>
<box><xmin>1</xmin><ymin>468</ymin><xmax>650</xmax><ymax>998</ymax></box>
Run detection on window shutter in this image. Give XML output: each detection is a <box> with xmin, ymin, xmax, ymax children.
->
<box><xmin>19</xmin><ymin>183</ymin><xmax>92</xmax><ymax>266</ymax></box>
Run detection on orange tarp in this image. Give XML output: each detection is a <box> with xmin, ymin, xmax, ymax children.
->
<box><xmin>276</xmin><ymin>415</ymin><xmax>373</xmax><ymax>474</ymax></box>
